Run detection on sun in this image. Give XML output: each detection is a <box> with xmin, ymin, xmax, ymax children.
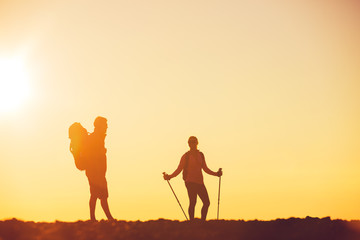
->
<box><xmin>0</xmin><ymin>57</ymin><xmax>31</xmax><ymax>114</ymax></box>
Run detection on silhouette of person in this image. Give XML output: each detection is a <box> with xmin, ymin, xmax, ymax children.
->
<box><xmin>164</xmin><ymin>136</ymin><xmax>222</xmax><ymax>221</ymax></box>
<box><xmin>85</xmin><ymin>116</ymin><xmax>114</xmax><ymax>221</ymax></box>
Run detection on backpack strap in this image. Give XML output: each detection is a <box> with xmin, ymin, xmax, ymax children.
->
<box><xmin>182</xmin><ymin>151</ymin><xmax>190</xmax><ymax>180</ymax></box>
<box><xmin>199</xmin><ymin>151</ymin><xmax>205</xmax><ymax>166</ymax></box>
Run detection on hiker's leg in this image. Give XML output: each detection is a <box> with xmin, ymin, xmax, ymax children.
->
<box><xmin>100</xmin><ymin>198</ymin><xmax>114</xmax><ymax>220</ymax></box>
<box><xmin>89</xmin><ymin>195</ymin><xmax>97</xmax><ymax>221</ymax></box>
<box><xmin>185</xmin><ymin>182</ymin><xmax>197</xmax><ymax>221</ymax></box>
<box><xmin>198</xmin><ymin>184</ymin><xmax>210</xmax><ymax>221</ymax></box>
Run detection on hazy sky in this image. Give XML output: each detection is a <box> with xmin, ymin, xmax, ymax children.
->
<box><xmin>0</xmin><ymin>0</ymin><xmax>360</xmax><ymax>221</ymax></box>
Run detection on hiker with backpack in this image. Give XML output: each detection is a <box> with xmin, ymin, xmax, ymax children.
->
<box><xmin>69</xmin><ymin>116</ymin><xmax>114</xmax><ymax>221</ymax></box>
<box><xmin>163</xmin><ymin>136</ymin><xmax>222</xmax><ymax>221</ymax></box>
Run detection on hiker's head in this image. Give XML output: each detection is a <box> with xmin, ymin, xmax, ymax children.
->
<box><xmin>188</xmin><ymin>136</ymin><xmax>198</xmax><ymax>150</ymax></box>
<box><xmin>94</xmin><ymin>116</ymin><xmax>108</xmax><ymax>133</ymax></box>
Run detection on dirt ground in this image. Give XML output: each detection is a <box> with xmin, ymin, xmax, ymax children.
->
<box><xmin>1</xmin><ymin>217</ymin><xmax>360</xmax><ymax>240</ymax></box>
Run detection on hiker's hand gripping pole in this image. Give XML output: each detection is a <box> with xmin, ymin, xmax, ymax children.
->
<box><xmin>163</xmin><ymin>172</ymin><xmax>188</xmax><ymax>221</ymax></box>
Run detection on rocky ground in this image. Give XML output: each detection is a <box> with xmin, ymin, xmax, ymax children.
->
<box><xmin>1</xmin><ymin>217</ymin><xmax>360</xmax><ymax>240</ymax></box>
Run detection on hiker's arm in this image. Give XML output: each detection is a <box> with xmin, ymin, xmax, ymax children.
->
<box><xmin>168</xmin><ymin>156</ymin><xmax>186</xmax><ymax>179</ymax></box>
<box><xmin>202</xmin><ymin>157</ymin><xmax>221</xmax><ymax>176</ymax></box>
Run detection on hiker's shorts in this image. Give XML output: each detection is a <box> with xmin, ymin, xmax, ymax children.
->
<box><xmin>87</xmin><ymin>176</ymin><xmax>109</xmax><ymax>199</ymax></box>
<box><xmin>185</xmin><ymin>181</ymin><xmax>210</xmax><ymax>206</ymax></box>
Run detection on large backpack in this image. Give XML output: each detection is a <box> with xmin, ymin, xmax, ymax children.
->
<box><xmin>68</xmin><ymin>122</ymin><xmax>89</xmax><ymax>171</ymax></box>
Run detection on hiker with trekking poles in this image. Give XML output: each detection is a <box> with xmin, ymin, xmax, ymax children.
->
<box><xmin>163</xmin><ymin>136</ymin><xmax>222</xmax><ymax>221</ymax></box>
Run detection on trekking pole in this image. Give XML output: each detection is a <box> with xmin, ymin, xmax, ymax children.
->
<box><xmin>163</xmin><ymin>172</ymin><xmax>188</xmax><ymax>220</ymax></box>
<box><xmin>217</xmin><ymin>168</ymin><xmax>222</xmax><ymax>220</ymax></box>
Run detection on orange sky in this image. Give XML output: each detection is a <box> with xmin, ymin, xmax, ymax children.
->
<box><xmin>0</xmin><ymin>0</ymin><xmax>360</xmax><ymax>222</ymax></box>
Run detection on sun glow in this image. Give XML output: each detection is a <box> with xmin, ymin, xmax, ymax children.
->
<box><xmin>0</xmin><ymin>57</ymin><xmax>31</xmax><ymax>114</ymax></box>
